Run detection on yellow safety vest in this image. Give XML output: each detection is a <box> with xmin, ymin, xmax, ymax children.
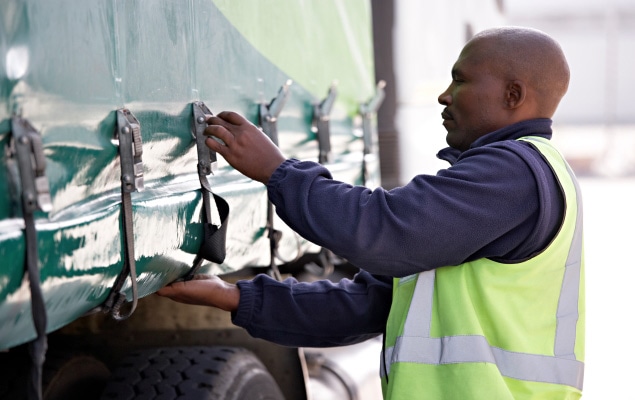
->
<box><xmin>381</xmin><ymin>137</ymin><xmax>585</xmax><ymax>400</ymax></box>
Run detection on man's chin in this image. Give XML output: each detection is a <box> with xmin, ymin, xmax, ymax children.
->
<box><xmin>445</xmin><ymin>131</ymin><xmax>457</xmax><ymax>146</ymax></box>
<box><xmin>445</xmin><ymin>132</ymin><xmax>468</xmax><ymax>152</ymax></box>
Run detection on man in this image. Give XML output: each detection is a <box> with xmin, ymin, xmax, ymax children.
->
<box><xmin>158</xmin><ymin>27</ymin><xmax>585</xmax><ymax>399</ymax></box>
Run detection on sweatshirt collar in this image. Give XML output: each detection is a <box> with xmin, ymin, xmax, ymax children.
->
<box><xmin>437</xmin><ymin>119</ymin><xmax>553</xmax><ymax>165</ymax></box>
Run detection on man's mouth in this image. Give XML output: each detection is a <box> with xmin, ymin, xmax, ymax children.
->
<box><xmin>441</xmin><ymin>110</ymin><xmax>454</xmax><ymax>130</ymax></box>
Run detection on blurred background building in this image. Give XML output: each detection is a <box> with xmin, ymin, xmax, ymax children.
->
<box><xmin>507</xmin><ymin>0</ymin><xmax>635</xmax><ymax>126</ymax></box>
<box><xmin>507</xmin><ymin>0</ymin><xmax>635</xmax><ymax>176</ymax></box>
<box><xmin>374</xmin><ymin>0</ymin><xmax>635</xmax><ymax>185</ymax></box>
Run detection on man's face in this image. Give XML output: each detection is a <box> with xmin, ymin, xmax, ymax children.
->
<box><xmin>438</xmin><ymin>41</ymin><xmax>507</xmax><ymax>151</ymax></box>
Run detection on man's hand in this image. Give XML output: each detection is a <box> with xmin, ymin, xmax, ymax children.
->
<box><xmin>156</xmin><ymin>274</ymin><xmax>240</xmax><ymax>312</ymax></box>
<box><xmin>204</xmin><ymin>111</ymin><xmax>286</xmax><ymax>184</ymax></box>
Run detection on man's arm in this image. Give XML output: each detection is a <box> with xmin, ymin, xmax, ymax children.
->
<box><xmin>203</xmin><ymin>112</ymin><xmax>560</xmax><ymax>277</ymax></box>
<box><xmin>266</xmin><ymin>146</ymin><xmax>549</xmax><ymax>276</ymax></box>
<box><xmin>233</xmin><ymin>271</ymin><xmax>393</xmax><ymax>347</ymax></box>
<box><xmin>158</xmin><ymin>271</ymin><xmax>393</xmax><ymax>348</ymax></box>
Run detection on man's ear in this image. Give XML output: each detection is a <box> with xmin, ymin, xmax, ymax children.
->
<box><xmin>505</xmin><ymin>80</ymin><xmax>526</xmax><ymax>109</ymax></box>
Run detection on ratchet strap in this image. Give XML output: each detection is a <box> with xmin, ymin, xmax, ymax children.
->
<box><xmin>182</xmin><ymin>102</ymin><xmax>229</xmax><ymax>280</ymax></box>
<box><xmin>312</xmin><ymin>84</ymin><xmax>337</xmax><ymax>164</ymax></box>
<box><xmin>259</xmin><ymin>82</ymin><xmax>292</xmax><ymax>281</ymax></box>
<box><xmin>103</xmin><ymin>109</ymin><xmax>144</xmax><ymax>320</ymax></box>
<box><xmin>10</xmin><ymin>116</ymin><xmax>52</xmax><ymax>400</ymax></box>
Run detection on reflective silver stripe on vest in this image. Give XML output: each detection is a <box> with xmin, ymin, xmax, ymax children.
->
<box><xmin>403</xmin><ymin>269</ymin><xmax>436</xmax><ymax>338</ymax></box>
<box><xmin>384</xmin><ymin>335</ymin><xmax>584</xmax><ymax>389</ymax></box>
<box><xmin>381</xmin><ymin>146</ymin><xmax>584</xmax><ymax>390</ymax></box>
<box><xmin>554</xmin><ymin>162</ymin><xmax>583</xmax><ymax>360</ymax></box>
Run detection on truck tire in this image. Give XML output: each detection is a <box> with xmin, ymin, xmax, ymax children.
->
<box><xmin>100</xmin><ymin>346</ymin><xmax>285</xmax><ymax>400</ymax></box>
<box><xmin>0</xmin><ymin>346</ymin><xmax>110</xmax><ymax>400</ymax></box>
<box><xmin>43</xmin><ymin>353</ymin><xmax>111</xmax><ymax>400</ymax></box>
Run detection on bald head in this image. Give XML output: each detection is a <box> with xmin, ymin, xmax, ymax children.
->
<box><xmin>467</xmin><ymin>27</ymin><xmax>570</xmax><ymax>118</ymax></box>
<box><xmin>438</xmin><ymin>27</ymin><xmax>571</xmax><ymax>150</ymax></box>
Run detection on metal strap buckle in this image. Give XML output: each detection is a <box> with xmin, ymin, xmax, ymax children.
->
<box><xmin>115</xmin><ymin>109</ymin><xmax>144</xmax><ymax>193</ymax></box>
<box><xmin>312</xmin><ymin>83</ymin><xmax>338</xmax><ymax>164</ymax></box>
<box><xmin>10</xmin><ymin>116</ymin><xmax>52</xmax><ymax>213</ymax></box>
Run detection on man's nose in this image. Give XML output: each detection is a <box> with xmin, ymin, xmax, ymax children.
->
<box><xmin>438</xmin><ymin>87</ymin><xmax>451</xmax><ymax>106</ymax></box>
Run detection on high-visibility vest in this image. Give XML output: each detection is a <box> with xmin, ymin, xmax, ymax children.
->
<box><xmin>381</xmin><ymin>136</ymin><xmax>585</xmax><ymax>400</ymax></box>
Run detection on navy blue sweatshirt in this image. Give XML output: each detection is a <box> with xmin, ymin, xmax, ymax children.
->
<box><xmin>232</xmin><ymin>119</ymin><xmax>564</xmax><ymax>347</ymax></box>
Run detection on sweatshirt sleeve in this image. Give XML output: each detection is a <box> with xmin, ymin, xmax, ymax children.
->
<box><xmin>267</xmin><ymin>142</ymin><xmax>560</xmax><ymax>277</ymax></box>
<box><xmin>231</xmin><ymin>271</ymin><xmax>392</xmax><ymax>348</ymax></box>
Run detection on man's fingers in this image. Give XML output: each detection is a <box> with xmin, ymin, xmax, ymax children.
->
<box><xmin>156</xmin><ymin>279</ymin><xmax>204</xmax><ymax>303</ymax></box>
<box><xmin>204</xmin><ymin>125</ymin><xmax>233</xmax><ymax>145</ymax></box>
<box><xmin>156</xmin><ymin>283</ymin><xmax>178</xmax><ymax>297</ymax></box>
<box><xmin>205</xmin><ymin>115</ymin><xmax>229</xmax><ymax>127</ymax></box>
<box><xmin>216</xmin><ymin>111</ymin><xmax>248</xmax><ymax>125</ymax></box>
<box><xmin>191</xmin><ymin>274</ymin><xmax>213</xmax><ymax>281</ymax></box>
<box><xmin>205</xmin><ymin>137</ymin><xmax>226</xmax><ymax>155</ymax></box>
